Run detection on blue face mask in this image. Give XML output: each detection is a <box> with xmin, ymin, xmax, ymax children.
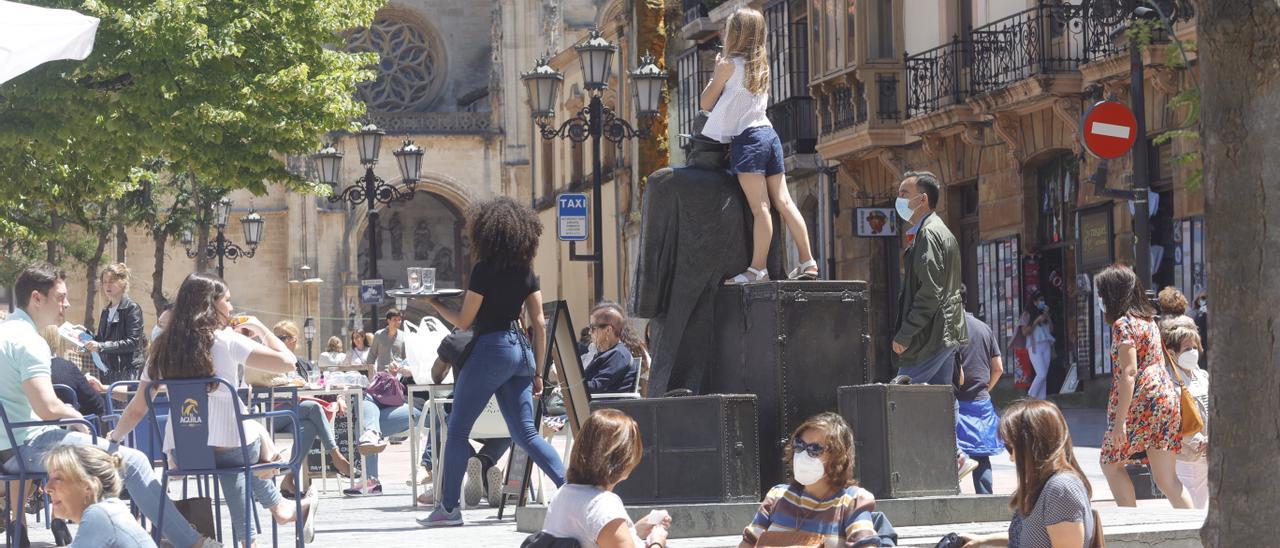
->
<box><xmin>895</xmin><ymin>197</ymin><xmax>916</xmax><ymax>222</ymax></box>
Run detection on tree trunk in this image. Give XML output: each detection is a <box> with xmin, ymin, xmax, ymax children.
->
<box><xmin>1198</xmin><ymin>1</ymin><xmax>1280</xmax><ymax>545</ymax></box>
<box><xmin>82</xmin><ymin>225</ymin><xmax>111</xmax><ymax>330</ymax></box>
<box><xmin>151</xmin><ymin>231</ymin><xmax>169</xmax><ymax>315</ymax></box>
<box><xmin>46</xmin><ymin>212</ymin><xmax>61</xmax><ymax>264</ymax></box>
<box><xmin>191</xmin><ymin>171</ymin><xmax>213</xmax><ymax>274</ymax></box>
<box><xmin>115</xmin><ymin>221</ymin><xmax>127</xmax><ymax>263</ymax></box>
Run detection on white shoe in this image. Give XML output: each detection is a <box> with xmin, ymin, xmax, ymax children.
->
<box><xmin>958</xmin><ymin>456</ymin><xmax>979</xmax><ymax>479</ymax></box>
<box><xmin>486</xmin><ymin>465</ymin><xmax>505</xmax><ymax>507</ymax></box>
<box><xmin>788</xmin><ymin>259</ymin><xmax>819</xmax><ymax>280</ymax></box>
<box><xmin>197</xmin><ymin>538</ymin><xmax>224</xmax><ymax>548</ymax></box>
<box><xmin>463</xmin><ymin>457</ymin><xmax>484</xmax><ymax>507</ymax></box>
<box><xmin>725</xmin><ymin>267</ymin><xmax>769</xmax><ymax>285</ymax></box>
<box><xmin>358</xmin><ymin>430</ymin><xmax>388</xmax><ymax>455</ymax></box>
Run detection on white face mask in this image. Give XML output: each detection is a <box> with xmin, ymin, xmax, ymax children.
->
<box><xmin>895</xmin><ymin>196</ymin><xmax>917</xmax><ymax>222</ymax></box>
<box><xmin>1177</xmin><ymin>349</ymin><xmax>1201</xmax><ymax>371</ymax></box>
<box><xmin>792</xmin><ymin>451</ymin><xmax>826</xmax><ymax>486</ymax></box>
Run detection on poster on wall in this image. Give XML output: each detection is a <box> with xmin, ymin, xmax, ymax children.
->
<box><xmin>854</xmin><ymin>208</ymin><xmax>898</xmax><ymax>237</ymax></box>
<box><xmin>360</xmin><ymin>279</ymin><xmax>385</xmax><ymax>305</ymax></box>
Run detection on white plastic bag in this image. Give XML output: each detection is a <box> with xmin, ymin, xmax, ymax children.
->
<box><xmin>403</xmin><ymin>316</ymin><xmax>450</xmax><ymax>383</ymax></box>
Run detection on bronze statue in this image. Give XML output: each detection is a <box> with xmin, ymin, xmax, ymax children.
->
<box><xmin>631</xmin><ymin>112</ymin><xmax>784</xmax><ymax>396</ymax></box>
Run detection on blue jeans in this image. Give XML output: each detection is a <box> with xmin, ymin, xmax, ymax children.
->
<box><xmin>214</xmin><ymin>439</ymin><xmax>283</xmax><ymax>547</ymax></box>
<box><xmin>973</xmin><ymin>456</ymin><xmax>993</xmax><ymax>494</ymax></box>
<box><xmin>274</xmin><ymin>400</ymin><xmax>337</xmax><ymax>452</ymax></box>
<box><xmin>359</xmin><ymin>396</ymin><xmax>417</xmax><ymax>479</ymax></box>
<box><xmin>898</xmin><ymin>345</ymin><xmax>958</xmax><ymax>386</ymax></box>
<box><xmin>5</xmin><ymin>429</ymin><xmax>201</xmax><ymax>547</ymax></box>
<box><xmin>441</xmin><ymin>329</ymin><xmax>565</xmax><ymax>511</ymax></box>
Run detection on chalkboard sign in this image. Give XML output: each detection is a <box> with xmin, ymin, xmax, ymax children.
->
<box><xmin>1077</xmin><ymin>204</ymin><xmax>1114</xmax><ymax>273</ymax></box>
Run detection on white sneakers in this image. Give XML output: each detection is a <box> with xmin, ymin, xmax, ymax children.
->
<box><xmin>357</xmin><ymin>430</ymin><xmax>388</xmax><ymax>455</ymax></box>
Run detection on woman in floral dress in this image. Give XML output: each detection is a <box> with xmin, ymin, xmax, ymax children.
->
<box><xmin>1094</xmin><ymin>265</ymin><xmax>1194</xmax><ymax>508</ymax></box>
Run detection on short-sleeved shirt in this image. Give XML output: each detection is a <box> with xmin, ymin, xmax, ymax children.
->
<box><xmin>743</xmin><ymin>483</ymin><xmax>880</xmax><ymax>547</ymax></box>
<box><xmin>370</xmin><ymin>328</ymin><xmax>406</xmax><ymax>370</ymax></box>
<box><xmin>1008</xmin><ymin>472</ymin><xmax>1094</xmax><ymax>548</ymax></box>
<box><xmin>71</xmin><ymin>498</ymin><xmax>157</xmax><ymax>547</ymax></box>
<box><xmin>468</xmin><ymin>260</ymin><xmax>539</xmax><ymax>333</ymax></box>
<box><xmin>0</xmin><ymin>309</ymin><xmax>54</xmax><ymax>451</ymax></box>
<box><xmin>142</xmin><ymin>328</ymin><xmax>264</xmax><ymax>451</ymax></box>
<box><xmin>956</xmin><ymin>313</ymin><xmax>1002</xmax><ymax>401</ymax></box>
<box><xmin>542</xmin><ymin>484</ymin><xmax>644</xmax><ymax>547</ymax></box>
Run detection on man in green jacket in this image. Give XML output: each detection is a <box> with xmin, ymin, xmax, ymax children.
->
<box><xmin>892</xmin><ymin>171</ymin><xmax>968</xmax><ymax>384</ymax></box>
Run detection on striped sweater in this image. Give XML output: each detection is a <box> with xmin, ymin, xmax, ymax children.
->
<box><xmin>742</xmin><ymin>483</ymin><xmax>881</xmax><ymax>547</ymax></box>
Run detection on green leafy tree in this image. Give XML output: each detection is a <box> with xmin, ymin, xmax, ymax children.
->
<box><xmin>0</xmin><ymin>0</ymin><xmax>380</xmax><ymax>264</ymax></box>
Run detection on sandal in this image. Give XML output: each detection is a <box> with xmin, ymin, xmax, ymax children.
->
<box><xmin>788</xmin><ymin>259</ymin><xmax>819</xmax><ymax>280</ymax></box>
<box><xmin>725</xmin><ymin>267</ymin><xmax>769</xmax><ymax>285</ymax></box>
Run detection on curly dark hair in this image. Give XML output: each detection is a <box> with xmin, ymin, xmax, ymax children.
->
<box><xmin>469</xmin><ymin>196</ymin><xmax>542</xmax><ymax>270</ymax></box>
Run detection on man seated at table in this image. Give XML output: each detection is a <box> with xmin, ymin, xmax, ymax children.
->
<box><xmin>583</xmin><ymin>305</ymin><xmax>636</xmax><ymax>395</ymax></box>
<box><xmin>0</xmin><ymin>264</ymin><xmax>218</xmax><ymax>548</ymax></box>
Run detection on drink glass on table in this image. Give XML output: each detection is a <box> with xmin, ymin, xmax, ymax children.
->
<box><xmin>421</xmin><ymin>267</ymin><xmax>436</xmax><ymax>294</ymax></box>
<box><xmin>407</xmin><ymin>267</ymin><xmax>422</xmax><ymax>293</ymax></box>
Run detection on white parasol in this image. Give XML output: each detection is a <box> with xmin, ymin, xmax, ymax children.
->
<box><xmin>0</xmin><ymin>0</ymin><xmax>99</xmax><ymax>85</ymax></box>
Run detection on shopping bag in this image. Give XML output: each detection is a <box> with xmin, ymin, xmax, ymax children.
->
<box><xmin>403</xmin><ymin>316</ymin><xmax>450</xmax><ymax>382</ymax></box>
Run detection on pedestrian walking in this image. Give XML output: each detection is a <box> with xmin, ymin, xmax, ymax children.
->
<box><xmin>418</xmin><ymin>197</ymin><xmax>566</xmax><ymax>528</ymax></box>
<box><xmin>892</xmin><ymin>171</ymin><xmax>968</xmax><ymax>384</ymax></box>
<box><xmin>955</xmin><ymin>298</ymin><xmax>1004</xmax><ymax>494</ymax></box>
<box><xmin>699</xmin><ymin>7</ymin><xmax>818</xmax><ymax>284</ymax></box>
<box><xmin>1094</xmin><ymin>264</ymin><xmax>1194</xmax><ymax>509</ymax></box>
<box><xmin>84</xmin><ymin>263</ymin><xmax>145</xmax><ymax>385</ymax></box>
<box><xmin>1017</xmin><ymin>291</ymin><xmax>1055</xmax><ymax>400</ymax></box>
<box><xmin>1160</xmin><ymin>317</ymin><xmax>1209</xmax><ymax>509</ymax></box>
<box><xmin>959</xmin><ymin>399</ymin><xmax>1097</xmax><ymax>548</ymax></box>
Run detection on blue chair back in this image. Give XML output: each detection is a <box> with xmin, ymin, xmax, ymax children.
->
<box><xmin>143</xmin><ymin>378</ymin><xmax>244</xmax><ymax>472</ymax></box>
<box><xmin>52</xmin><ymin>384</ymin><xmax>78</xmax><ymax>410</ymax></box>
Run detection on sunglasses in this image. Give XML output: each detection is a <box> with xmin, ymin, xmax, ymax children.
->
<box><xmin>793</xmin><ymin>437</ymin><xmax>827</xmax><ymax>458</ymax></box>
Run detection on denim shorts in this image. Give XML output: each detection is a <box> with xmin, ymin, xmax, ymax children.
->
<box><xmin>730</xmin><ymin>125</ymin><xmax>785</xmax><ymax>176</ymax></box>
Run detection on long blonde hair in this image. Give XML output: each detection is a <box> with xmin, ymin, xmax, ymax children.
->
<box><xmin>724</xmin><ymin>8</ymin><xmax>769</xmax><ymax>95</ymax></box>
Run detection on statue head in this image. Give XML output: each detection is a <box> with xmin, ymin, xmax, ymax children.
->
<box><xmin>679</xmin><ymin>111</ymin><xmax>730</xmax><ymax>169</ymax></box>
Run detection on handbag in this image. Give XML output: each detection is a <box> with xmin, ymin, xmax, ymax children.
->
<box><xmin>173</xmin><ymin>497</ymin><xmax>216</xmax><ymax>539</ymax></box>
<box><xmin>1090</xmin><ymin>509</ymin><xmax>1106</xmax><ymax>548</ymax></box>
<box><xmin>1164</xmin><ymin>349</ymin><xmax>1205</xmax><ymax>438</ymax></box>
<box><xmin>437</xmin><ymin>329</ymin><xmax>477</xmax><ymax>372</ymax></box>
<box><xmin>367</xmin><ymin>371</ymin><xmax>407</xmax><ymax>408</ymax></box>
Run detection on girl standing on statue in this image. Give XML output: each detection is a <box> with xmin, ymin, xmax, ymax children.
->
<box><xmin>700</xmin><ymin>7</ymin><xmax>819</xmax><ymax>284</ymax></box>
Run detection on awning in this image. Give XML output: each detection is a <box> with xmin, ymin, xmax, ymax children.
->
<box><xmin>0</xmin><ymin>0</ymin><xmax>100</xmax><ymax>85</ymax></box>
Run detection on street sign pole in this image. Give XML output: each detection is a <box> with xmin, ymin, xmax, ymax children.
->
<box><xmin>1130</xmin><ymin>36</ymin><xmax>1152</xmax><ymax>286</ymax></box>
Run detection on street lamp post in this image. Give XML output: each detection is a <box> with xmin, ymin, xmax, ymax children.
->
<box><xmin>303</xmin><ymin>317</ymin><xmax>316</xmax><ymax>365</ymax></box>
<box><xmin>522</xmin><ymin>31</ymin><xmax>666</xmax><ymax>303</ymax></box>
<box><xmin>313</xmin><ymin>125</ymin><xmax>424</xmax><ymax>330</ymax></box>
<box><xmin>183</xmin><ymin>197</ymin><xmax>265</xmax><ymax>278</ymax></box>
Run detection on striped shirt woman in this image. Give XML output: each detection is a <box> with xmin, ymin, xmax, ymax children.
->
<box><xmin>742</xmin><ymin>483</ymin><xmax>880</xmax><ymax>547</ymax></box>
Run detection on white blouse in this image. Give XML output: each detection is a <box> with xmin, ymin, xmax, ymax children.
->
<box><xmin>701</xmin><ymin>57</ymin><xmax>772</xmax><ymax>143</ymax></box>
<box><xmin>142</xmin><ymin>328</ymin><xmax>267</xmax><ymax>451</ymax></box>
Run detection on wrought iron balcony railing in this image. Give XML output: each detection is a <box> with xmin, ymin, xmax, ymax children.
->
<box><xmin>905</xmin><ymin>40</ymin><xmax>967</xmax><ymax>119</ymax></box>
<box><xmin>767</xmin><ymin>96</ymin><xmax>817</xmax><ymax>156</ymax></box>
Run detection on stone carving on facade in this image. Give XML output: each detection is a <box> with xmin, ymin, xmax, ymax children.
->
<box><xmin>414</xmin><ymin>220</ymin><xmax>434</xmax><ymax>261</ymax></box>
<box><xmin>960</xmin><ymin>123</ymin><xmax>986</xmax><ymax>147</ymax></box>
<box><xmin>366</xmin><ymin>112</ymin><xmax>494</xmax><ymax>134</ymax></box>
<box><xmin>388</xmin><ymin>212</ymin><xmax>404</xmax><ymax>261</ymax></box>
<box><xmin>1149</xmin><ymin>67</ymin><xmax>1182</xmax><ymax>96</ymax></box>
<box><xmin>991</xmin><ymin>112</ymin><xmax>1026</xmax><ymax>174</ymax></box>
<box><xmin>876</xmin><ymin>148</ymin><xmax>907</xmax><ymax>177</ymax></box>
<box><xmin>921</xmin><ymin>134</ymin><xmax>946</xmax><ymax>162</ymax></box>
<box><xmin>1051</xmin><ymin>97</ymin><xmax>1084</xmax><ymax>155</ymax></box>
<box><xmin>345</xmin><ymin>10</ymin><xmax>446</xmax><ymax>113</ymax></box>
<box><xmin>431</xmin><ymin>247</ymin><xmax>457</xmax><ymax>282</ymax></box>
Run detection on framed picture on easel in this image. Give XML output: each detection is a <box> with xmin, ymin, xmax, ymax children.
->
<box><xmin>498</xmin><ymin>299</ymin><xmax>591</xmax><ymax>517</ymax></box>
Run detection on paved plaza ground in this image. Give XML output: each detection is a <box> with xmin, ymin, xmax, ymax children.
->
<box><xmin>16</xmin><ymin>408</ymin><xmax>1203</xmax><ymax>547</ymax></box>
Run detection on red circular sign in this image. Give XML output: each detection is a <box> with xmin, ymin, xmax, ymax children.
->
<box><xmin>1081</xmin><ymin>100</ymin><xmax>1138</xmax><ymax>159</ymax></box>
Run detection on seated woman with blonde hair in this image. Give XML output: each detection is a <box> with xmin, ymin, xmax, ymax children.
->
<box><xmin>44</xmin><ymin>444</ymin><xmax>156</xmax><ymax>547</ymax></box>
<box><xmin>539</xmin><ymin>409</ymin><xmax>672</xmax><ymax>547</ymax></box>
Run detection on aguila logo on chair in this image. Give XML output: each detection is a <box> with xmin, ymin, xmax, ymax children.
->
<box><xmin>179</xmin><ymin>398</ymin><xmax>203</xmax><ymax>425</ymax></box>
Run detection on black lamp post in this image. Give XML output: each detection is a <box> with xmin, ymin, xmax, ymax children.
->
<box><xmin>522</xmin><ymin>30</ymin><xmax>666</xmax><ymax>303</ymax></box>
<box><xmin>184</xmin><ymin>197</ymin><xmax>265</xmax><ymax>278</ymax></box>
<box><xmin>313</xmin><ymin>124</ymin><xmax>425</xmax><ymax>330</ymax></box>
<box><xmin>303</xmin><ymin>317</ymin><xmax>316</xmax><ymax>365</ymax></box>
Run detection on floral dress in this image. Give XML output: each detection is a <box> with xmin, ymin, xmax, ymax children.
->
<box><xmin>1101</xmin><ymin>315</ymin><xmax>1182</xmax><ymax>464</ymax></box>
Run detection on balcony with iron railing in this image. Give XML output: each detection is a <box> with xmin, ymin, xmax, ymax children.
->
<box><xmin>680</xmin><ymin>0</ymin><xmax>723</xmax><ymax>40</ymax></box>
<box><xmin>904</xmin><ymin>0</ymin><xmax>1198</xmax><ymax>120</ymax></box>
<box><xmin>767</xmin><ymin>96</ymin><xmax>817</xmax><ymax>156</ymax></box>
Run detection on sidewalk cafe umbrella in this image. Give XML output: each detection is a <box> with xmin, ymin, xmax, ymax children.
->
<box><xmin>0</xmin><ymin>0</ymin><xmax>99</xmax><ymax>86</ymax></box>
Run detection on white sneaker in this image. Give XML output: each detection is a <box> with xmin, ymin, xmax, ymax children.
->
<box><xmin>486</xmin><ymin>465</ymin><xmax>505</xmax><ymax>507</ymax></box>
<box><xmin>958</xmin><ymin>456</ymin><xmax>979</xmax><ymax>479</ymax></box>
<box><xmin>197</xmin><ymin>538</ymin><xmax>224</xmax><ymax>548</ymax></box>
<box><xmin>358</xmin><ymin>430</ymin><xmax>388</xmax><ymax>455</ymax></box>
<box><xmin>463</xmin><ymin>457</ymin><xmax>483</xmax><ymax>507</ymax></box>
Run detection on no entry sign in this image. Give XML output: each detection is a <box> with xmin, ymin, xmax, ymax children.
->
<box><xmin>1081</xmin><ymin>100</ymin><xmax>1138</xmax><ymax>159</ymax></box>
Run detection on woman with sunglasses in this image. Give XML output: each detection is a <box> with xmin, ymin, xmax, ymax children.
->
<box><xmin>741</xmin><ymin>412</ymin><xmax>881</xmax><ymax>547</ymax></box>
<box><xmin>961</xmin><ymin>399</ymin><xmax>1096</xmax><ymax>548</ymax></box>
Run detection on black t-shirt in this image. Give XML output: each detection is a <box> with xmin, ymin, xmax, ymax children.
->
<box><xmin>469</xmin><ymin>260</ymin><xmax>540</xmax><ymax>333</ymax></box>
<box><xmin>51</xmin><ymin>357</ymin><xmax>106</xmax><ymax>417</ymax></box>
<box><xmin>956</xmin><ymin>313</ymin><xmax>1001</xmax><ymax>401</ymax></box>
